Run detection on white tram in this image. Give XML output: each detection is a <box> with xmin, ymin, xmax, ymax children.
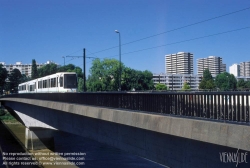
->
<box><xmin>18</xmin><ymin>72</ymin><xmax>77</xmax><ymax>93</ymax></box>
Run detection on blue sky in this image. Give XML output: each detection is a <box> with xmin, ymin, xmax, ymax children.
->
<box><xmin>1</xmin><ymin>0</ymin><xmax>250</xmax><ymax>76</ymax></box>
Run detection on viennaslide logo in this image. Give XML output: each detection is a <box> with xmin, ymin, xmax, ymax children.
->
<box><xmin>219</xmin><ymin>148</ymin><xmax>248</xmax><ymax>167</ymax></box>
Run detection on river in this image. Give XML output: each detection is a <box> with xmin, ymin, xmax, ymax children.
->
<box><xmin>0</xmin><ymin>121</ymin><xmax>166</xmax><ymax>168</ymax></box>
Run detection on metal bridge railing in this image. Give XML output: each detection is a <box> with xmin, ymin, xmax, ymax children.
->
<box><xmin>2</xmin><ymin>91</ymin><xmax>250</xmax><ymax>124</ymax></box>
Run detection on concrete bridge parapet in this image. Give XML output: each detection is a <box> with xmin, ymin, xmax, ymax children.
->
<box><xmin>1</xmin><ymin>97</ymin><xmax>250</xmax><ymax>167</ymax></box>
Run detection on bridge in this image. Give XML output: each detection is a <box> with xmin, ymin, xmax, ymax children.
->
<box><xmin>1</xmin><ymin>92</ymin><xmax>250</xmax><ymax>168</ymax></box>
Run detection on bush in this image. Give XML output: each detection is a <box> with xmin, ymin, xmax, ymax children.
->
<box><xmin>0</xmin><ymin>108</ymin><xmax>5</xmax><ymax>115</ymax></box>
<box><xmin>0</xmin><ymin>110</ymin><xmax>15</xmax><ymax>121</ymax></box>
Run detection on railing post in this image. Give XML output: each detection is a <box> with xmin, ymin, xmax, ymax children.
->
<box><xmin>198</xmin><ymin>94</ymin><xmax>201</xmax><ymax>117</ymax></box>
<box><xmin>228</xmin><ymin>94</ymin><xmax>232</xmax><ymax>121</ymax></box>
<box><xmin>193</xmin><ymin>94</ymin><xmax>196</xmax><ymax>117</ymax></box>
<box><xmin>232</xmin><ymin>94</ymin><xmax>236</xmax><ymax>121</ymax></box>
<box><xmin>221</xmin><ymin>94</ymin><xmax>225</xmax><ymax>120</ymax></box>
<box><xmin>207</xmin><ymin>94</ymin><xmax>210</xmax><ymax>119</ymax></box>
<box><xmin>246</xmin><ymin>94</ymin><xmax>249</xmax><ymax>123</ymax></box>
<box><xmin>241</xmin><ymin>94</ymin><xmax>245</xmax><ymax>122</ymax></box>
<box><xmin>225</xmin><ymin>93</ymin><xmax>228</xmax><ymax>120</ymax></box>
<box><xmin>217</xmin><ymin>94</ymin><xmax>222</xmax><ymax>120</ymax></box>
<box><xmin>237</xmin><ymin>94</ymin><xmax>240</xmax><ymax>122</ymax></box>
<box><xmin>214</xmin><ymin>94</ymin><xmax>217</xmax><ymax>120</ymax></box>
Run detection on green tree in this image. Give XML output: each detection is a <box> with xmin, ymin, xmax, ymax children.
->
<box><xmin>237</xmin><ymin>79</ymin><xmax>246</xmax><ymax>90</ymax></box>
<box><xmin>206</xmin><ymin>80</ymin><xmax>216</xmax><ymax>89</ymax></box>
<box><xmin>203</xmin><ymin>68</ymin><xmax>213</xmax><ymax>81</ymax></box>
<box><xmin>245</xmin><ymin>81</ymin><xmax>250</xmax><ymax>89</ymax></box>
<box><xmin>20</xmin><ymin>74</ymin><xmax>31</xmax><ymax>83</ymax></box>
<box><xmin>31</xmin><ymin>59</ymin><xmax>38</xmax><ymax>80</ymax></box>
<box><xmin>0</xmin><ymin>64</ymin><xmax>8</xmax><ymax>95</ymax></box>
<box><xmin>215</xmin><ymin>72</ymin><xmax>237</xmax><ymax>91</ymax></box>
<box><xmin>87</xmin><ymin>58</ymin><xmax>154</xmax><ymax>91</ymax></box>
<box><xmin>87</xmin><ymin>76</ymin><xmax>104</xmax><ymax>91</ymax></box>
<box><xmin>9</xmin><ymin>69</ymin><xmax>22</xmax><ymax>93</ymax></box>
<box><xmin>155</xmin><ymin>83</ymin><xmax>168</xmax><ymax>91</ymax></box>
<box><xmin>58</xmin><ymin>64</ymin><xmax>83</xmax><ymax>78</ymax></box>
<box><xmin>122</xmin><ymin>68</ymin><xmax>154</xmax><ymax>91</ymax></box>
<box><xmin>57</xmin><ymin>64</ymin><xmax>75</xmax><ymax>72</ymax></box>
<box><xmin>228</xmin><ymin>74</ymin><xmax>237</xmax><ymax>90</ymax></box>
<box><xmin>68</xmin><ymin>67</ymin><xmax>83</xmax><ymax>78</ymax></box>
<box><xmin>87</xmin><ymin>58</ymin><xmax>124</xmax><ymax>91</ymax></box>
<box><xmin>77</xmin><ymin>77</ymin><xmax>84</xmax><ymax>92</ymax></box>
<box><xmin>140</xmin><ymin>70</ymin><xmax>154</xmax><ymax>90</ymax></box>
<box><xmin>122</xmin><ymin>67</ymin><xmax>137</xmax><ymax>91</ymax></box>
<box><xmin>38</xmin><ymin>63</ymin><xmax>58</xmax><ymax>77</ymax></box>
<box><xmin>57</xmin><ymin>64</ymin><xmax>77</xmax><ymax>73</ymax></box>
<box><xmin>199</xmin><ymin>69</ymin><xmax>215</xmax><ymax>90</ymax></box>
<box><xmin>182</xmin><ymin>82</ymin><xmax>191</xmax><ymax>91</ymax></box>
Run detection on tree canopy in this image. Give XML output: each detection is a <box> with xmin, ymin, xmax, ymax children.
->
<box><xmin>31</xmin><ymin>59</ymin><xmax>38</xmax><ymax>80</ymax></box>
<box><xmin>58</xmin><ymin>64</ymin><xmax>83</xmax><ymax>78</ymax></box>
<box><xmin>155</xmin><ymin>83</ymin><xmax>168</xmax><ymax>91</ymax></box>
<box><xmin>237</xmin><ymin>79</ymin><xmax>250</xmax><ymax>90</ymax></box>
<box><xmin>37</xmin><ymin>63</ymin><xmax>58</xmax><ymax>77</ymax></box>
<box><xmin>215</xmin><ymin>72</ymin><xmax>237</xmax><ymax>91</ymax></box>
<box><xmin>87</xmin><ymin>58</ymin><xmax>124</xmax><ymax>91</ymax></box>
<box><xmin>122</xmin><ymin>68</ymin><xmax>154</xmax><ymax>91</ymax></box>
<box><xmin>199</xmin><ymin>69</ymin><xmax>215</xmax><ymax>90</ymax></box>
<box><xmin>182</xmin><ymin>81</ymin><xmax>191</xmax><ymax>91</ymax></box>
<box><xmin>87</xmin><ymin>58</ymin><xmax>154</xmax><ymax>91</ymax></box>
<box><xmin>8</xmin><ymin>69</ymin><xmax>22</xmax><ymax>93</ymax></box>
<box><xmin>0</xmin><ymin>64</ymin><xmax>8</xmax><ymax>95</ymax></box>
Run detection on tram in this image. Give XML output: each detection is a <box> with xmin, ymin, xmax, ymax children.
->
<box><xmin>18</xmin><ymin>72</ymin><xmax>77</xmax><ymax>93</ymax></box>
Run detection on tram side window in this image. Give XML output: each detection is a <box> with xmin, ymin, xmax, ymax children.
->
<box><xmin>29</xmin><ymin>84</ymin><xmax>35</xmax><ymax>91</ymax></box>
<box><xmin>51</xmin><ymin>78</ymin><xmax>54</xmax><ymax>87</ymax></box>
<box><xmin>47</xmin><ymin>79</ymin><xmax>50</xmax><ymax>88</ymax></box>
<box><xmin>43</xmin><ymin>80</ymin><xmax>47</xmax><ymax>88</ymax></box>
<box><xmin>39</xmin><ymin>81</ymin><xmax>42</xmax><ymax>89</ymax></box>
<box><xmin>51</xmin><ymin>78</ymin><xmax>56</xmax><ymax>87</ymax></box>
<box><xmin>60</xmin><ymin>77</ymin><xmax>63</xmax><ymax>87</ymax></box>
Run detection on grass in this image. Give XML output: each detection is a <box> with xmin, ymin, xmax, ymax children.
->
<box><xmin>0</xmin><ymin>108</ymin><xmax>17</xmax><ymax>122</ymax></box>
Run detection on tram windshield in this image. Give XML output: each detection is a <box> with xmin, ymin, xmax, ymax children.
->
<box><xmin>64</xmin><ymin>74</ymin><xmax>77</xmax><ymax>88</ymax></box>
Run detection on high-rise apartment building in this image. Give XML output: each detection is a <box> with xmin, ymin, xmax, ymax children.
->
<box><xmin>165</xmin><ymin>52</ymin><xmax>193</xmax><ymax>74</ymax></box>
<box><xmin>240</xmin><ymin>61</ymin><xmax>250</xmax><ymax>77</ymax></box>
<box><xmin>229</xmin><ymin>64</ymin><xmax>240</xmax><ymax>77</ymax></box>
<box><xmin>197</xmin><ymin>56</ymin><xmax>226</xmax><ymax>76</ymax></box>
<box><xmin>0</xmin><ymin>61</ymin><xmax>57</xmax><ymax>77</ymax></box>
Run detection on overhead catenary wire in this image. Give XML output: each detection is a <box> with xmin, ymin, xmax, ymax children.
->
<box><xmin>62</xmin><ymin>6</ymin><xmax>250</xmax><ymax>66</ymax></box>
<box><xmin>100</xmin><ymin>26</ymin><xmax>250</xmax><ymax>59</ymax></box>
<box><xmin>74</xmin><ymin>26</ymin><xmax>250</xmax><ymax>69</ymax></box>
<box><xmin>86</xmin><ymin>6</ymin><xmax>250</xmax><ymax>56</ymax></box>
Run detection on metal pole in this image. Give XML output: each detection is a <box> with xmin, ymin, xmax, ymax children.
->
<box><xmin>83</xmin><ymin>48</ymin><xmax>86</xmax><ymax>92</ymax></box>
<box><xmin>119</xmin><ymin>33</ymin><xmax>121</xmax><ymax>91</ymax></box>
<box><xmin>115</xmin><ymin>30</ymin><xmax>121</xmax><ymax>91</ymax></box>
